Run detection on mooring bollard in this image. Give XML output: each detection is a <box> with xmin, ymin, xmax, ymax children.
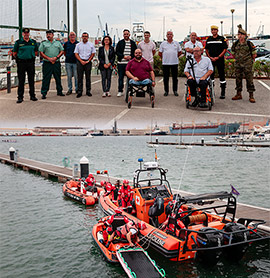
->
<box><xmin>14</xmin><ymin>149</ymin><xmax>19</xmax><ymax>162</ymax></box>
<box><xmin>73</xmin><ymin>163</ymin><xmax>79</xmax><ymax>179</ymax></box>
<box><xmin>80</xmin><ymin>156</ymin><xmax>89</xmax><ymax>178</ymax></box>
<box><xmin>9</xmin><ymin>147</ymin><xmax>15</xmax><ymax>160</ymax></box>
<box><xmin>7</xmin><ymin>66</ymin><xmax>11</xmax><ymax>94</ymax></box>
<box><xmin>201</xmin><ymin>138</ymin><xmax>205</xmax><ymax>146</ymax></box>
<box><xmin>155</xmin><ymin>137</ymin><xmax>158</xmax><ymax>143</ymax></box>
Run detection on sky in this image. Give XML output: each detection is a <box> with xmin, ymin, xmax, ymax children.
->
<box><xmin>75</xmin><ymin>0</ymin><xmax>270</xmax><ymax>41</ymax></box>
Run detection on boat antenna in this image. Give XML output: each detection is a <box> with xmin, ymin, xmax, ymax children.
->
<box><xmin>173</xmin><ymin>123</ymin><xmax>196</xmax><ymax>211</ymax></box>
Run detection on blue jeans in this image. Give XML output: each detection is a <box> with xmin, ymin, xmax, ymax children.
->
<box><xmin>65</xmin><ymin>63</ymin><xmax>78</xmax><ymax>91</ymax></box>
<box><xmin>129</xmin><ymin>79</ymin><xmax>152</xmax><ymax>86</ymax></box>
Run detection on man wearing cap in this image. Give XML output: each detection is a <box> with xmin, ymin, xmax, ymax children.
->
<box><xmin>231</xmin><ymin>25</ymin><xmax>257</xmax><ymax>103</ymax></box>
<box><xmin>13</xmin><ymin>28</ymin><xmax>38</xmax><ymax>103</ymax></box>
<box><xmin>205</xmin><ymin>25</ymin><xmax>228</xmax><ymax>99</ymax></box>
<box><xmin>39</xmin><ymin>29</ymin><xmax>65</xmax><ymax>99</ymax></box>
<box><xmin>74</xmin><ymin>32</ymin><xmax>96</xmax><ymax>98</ymax></box>
<box><xmin>64</xmin><ymin>31</ymin><xmax>79</xmax><ymax>95</ymax></box>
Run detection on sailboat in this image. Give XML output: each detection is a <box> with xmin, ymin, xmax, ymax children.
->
<box><xmin>147</xmin><ymin>120</ymin><xmax>159</xmax><ymax>148</ymax></box>
<box><xmin>235</xmin><ymin>119</ymin><xmax>255</xmax><ymax>152</ymax></box>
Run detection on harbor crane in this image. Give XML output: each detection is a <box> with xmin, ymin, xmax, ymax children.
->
<box><xmin>97</xmin><ymin>15</ymin><xmax>106</xmax><ymax>37</ymax></box>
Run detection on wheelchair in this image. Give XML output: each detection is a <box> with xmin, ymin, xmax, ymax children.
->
<box><xmin>125</xmin><ymin>80</ymin><xmax>155</xmax><ymax>109</ymax></box>
<box><xmin>185</xmin><ymin>79</ymin><xmax>215</xmax><ymax>110</ymax></box>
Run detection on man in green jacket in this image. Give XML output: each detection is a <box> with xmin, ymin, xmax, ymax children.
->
<box><xmin>231</xmin><ymin>25</ymin><xmax>257</xmax><ymax>103</ymax></box>
<box><xmin>13</xmin><ymin>28</ymin><xmax>38</xmax><ymax>103</ymax></box>
<box><xmin>39</xmin><ymin>30</ymin><xmax>64</xmax><ymax>99</ymax></box>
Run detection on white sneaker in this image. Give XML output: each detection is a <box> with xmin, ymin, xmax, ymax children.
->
<box><xmin>117</xmin><ymin>92</ymin><xmax>123</xmax><ymax>97</ymax></box>
<box><xmin>102</xmin><ymin>92</ymin><xmax>106</xmax><ymax>97</ymax></box>
<box><xmin>107</xmin><ymin>92</ymin><xmax>111</xmax><ymax>97</ymax></box>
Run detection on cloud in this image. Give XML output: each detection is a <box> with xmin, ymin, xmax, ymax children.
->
<box><xmin>75</xmin><ymin>0</ymin><xmax>270</xmax><ymax>41</ymax></box>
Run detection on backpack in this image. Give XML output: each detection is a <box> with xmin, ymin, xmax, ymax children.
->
<box><xmin>234</xmin><ymin>40</ymin><xmax>253</xmax><ymax>57</ymax></box>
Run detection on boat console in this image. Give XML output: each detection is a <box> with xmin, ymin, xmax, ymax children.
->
<box><xmin>139</xmin><ymin>184</ymin><xmax>171</xmax><ymax>200</ymax></box>
<box><xmin>132</xmin><ymin>160</ymin><xmax>173</xmax><ymax>223</ymax></box>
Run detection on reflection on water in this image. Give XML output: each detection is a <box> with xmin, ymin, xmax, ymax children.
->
<box><xmin>0</xmin><ymin>136</ymin><xmax>269</xmax><ymax>277</ymax></box>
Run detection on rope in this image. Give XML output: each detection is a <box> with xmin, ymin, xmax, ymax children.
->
<box><xmin>173</xmin><ymin>125</ymin><xmax>196</xmax><ymax>211</ymax></box>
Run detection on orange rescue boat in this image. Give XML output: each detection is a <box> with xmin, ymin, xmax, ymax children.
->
<box><xmin>63</xmin><ymin>180</ymin><xmax>102</xmax><ymax>205</ymax></box>
<box><xmin>99</xmin><ymin>160</ymin><xmax>269</xmax><ymax>265</ymax></box>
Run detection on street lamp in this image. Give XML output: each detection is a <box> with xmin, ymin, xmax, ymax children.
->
<box><xmin>220</xmin><ymin>21</ymin><xmax>223</xmax><ymax>36</ymax></box>
<box><xmin>231</xmin><ymin>9</ymin><xmax>235</xmax><ymax>43</ymax></box>
<box><xmin>245</xmin><ymin>0</ymin><xmax>247</xmax><ymax>32</ymax></box>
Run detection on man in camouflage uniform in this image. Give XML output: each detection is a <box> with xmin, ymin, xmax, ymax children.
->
<box><xmin>231</xmin><ymin>25</ymin><xmax>257</xmax><ymax>103</ymax></box>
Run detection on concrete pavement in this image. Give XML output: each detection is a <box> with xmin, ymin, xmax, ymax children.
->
<box><xmin>0</xmin><ymin>75</ymin><xmax>269</xmax><ymax>129</ymax></box>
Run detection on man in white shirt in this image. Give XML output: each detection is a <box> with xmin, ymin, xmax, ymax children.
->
<box><xmin>184</xmin><ymin>32</ymin><xmax>203</xmax><ymax>58</ymax></box>
<box><xmin>138</xmin><ymin>31</ymin><xmax>156</xmax><ymax>68</ymax></box>
<box><xmin>74</xmin><ymin>32</ymin><xmax>96</xmax><ymax>98</ymax></box>
<box><xmin>158</xmin><ymin>31</ymin><xmax>182</xmax><ymax>96</ymax></box>
<box><xmin>184</xmin><ymin>47</ymin><xmax>213</xmax><ymax>108</ymax></box>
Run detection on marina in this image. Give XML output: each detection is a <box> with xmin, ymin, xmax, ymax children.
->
<box><xmin>0</xmin><ymin>135</ymin><xmax>269</xmax><ymax>278</ymax></box>
<box><xmin>1</xmin><ymin>1</ymin><xmax>270</xmax><ymax>277</ymax></box>
<box><xmin>147</xmin><ymin>140</ymin><xmax>270</xmax><ymax>148</ymax></box>
<box><xmin>1</xmin><ymin>136</ymin><xmax>269</xmax><ymax>235</ymax></box>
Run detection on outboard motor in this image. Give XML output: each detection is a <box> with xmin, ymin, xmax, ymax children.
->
<box><xmin>148</xmin><ymin>196</ymin><xmax>164</xmax><ymax>227</ymax></box>
<box><xmin>196</xmin><ymin>227</ymin><xmax>223</xmax><ymax>265</ymax></box>
<box><xmin>223</xmin><ymin>222</ymin><xmax>250</xmax><ymax>261</ymax></box>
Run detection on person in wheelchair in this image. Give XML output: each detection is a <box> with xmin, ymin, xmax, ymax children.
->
<box><xmin>184</xmin><ymin>47</ymin><xmax>213</xmax><ymax>108</ymax></box>
<box><xmin>125</xmin><ymin>49</ymin><xmax>156</xmax><ymax>92</ymax></box>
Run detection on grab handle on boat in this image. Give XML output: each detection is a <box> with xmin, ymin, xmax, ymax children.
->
<box><xmin>191</xmin><ymin>235</ymin><xmax>198</xmax><ymax>247</ymax></box>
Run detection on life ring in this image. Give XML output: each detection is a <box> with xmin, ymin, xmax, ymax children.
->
<box><xmin>62</xmin><ymin>157</ymin><xmax>70</xmax><ymax>167</ymax></box>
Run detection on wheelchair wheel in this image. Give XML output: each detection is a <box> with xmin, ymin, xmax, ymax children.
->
<box><xmin>208</xmin><ymin>101</ymin><xmax>212</xmax><ymax>110</ymax></box>
<box><xmin>128</xmin><ymin>95</ymin><xmax>132</xmax><ymax>109</ymax></box>
<box><xmin>125</xmin><ymin>79</ymin><xmax>130</xmax><ymax>103</ymax></box>
<box><xmin>151</xmin><ymin>95</ymin><xmax>155</xmax><ymax>108</ymax></box>
<box><xmin>125</xmin><ymin>89</ymin><xmax>129</xmax><ymax>103</ymax></box>
<box><xmin>209</xmin><ymin>81</ymin><xmax>215</xmax><ymax>106</ymax></box>
<box><xmin>185</xmin><ymin>84</ymin><xmax>190</xmax><ymax>109</ymax></box>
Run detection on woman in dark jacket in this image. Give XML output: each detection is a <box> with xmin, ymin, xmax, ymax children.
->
<box><xmin>98</xmin><ymin>36</ymin><xmax>115</xmax><ymax>97</ymax></box>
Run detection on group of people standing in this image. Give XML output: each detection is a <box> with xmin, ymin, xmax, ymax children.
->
<box><xmin>13</xmin><ymin>24</ymin><xmax>256</xmax><ymax>104</ymax></box>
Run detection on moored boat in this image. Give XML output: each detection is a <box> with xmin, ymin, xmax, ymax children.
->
<box><xmin>236</xmin><ymin>146</ymin><xmax>256</xmax><ymax>152</ymax></box>
<box><xmin>92</xmin><ymin>214</ymin><xmax>166</xmax><ymax>277</ymax></box>
<box><xmin>63</xmin><ymin>180</ymin><xmax>102</xmax><ymax>205</ymax></box>
<box><xmin>99</xmin><ymin>160</ymin><xmax>268</xmax><ymax>264</ymax></box>
<box><xmin>92</xmin><ymin>215</ymin><xmax>136</xmax><ymax>263</ymax></box>
<box><xmin>170</xmin><ymin>122</ymin><xmax>240</xmax><ymax>136</ymax></box>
